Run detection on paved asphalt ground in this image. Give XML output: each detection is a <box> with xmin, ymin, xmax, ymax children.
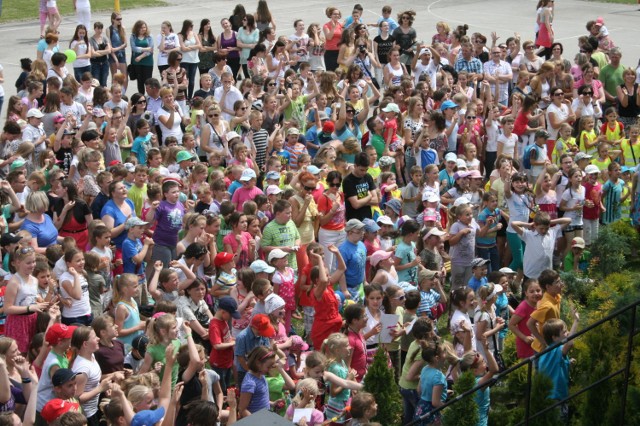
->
<box><xmin>0</xmin><ymin>0</ymin><xmax>639</xmax><ymax>111</ymax></box>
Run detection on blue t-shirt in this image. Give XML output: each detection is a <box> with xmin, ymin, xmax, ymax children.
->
<box><xmin>339</xmin><ymin>240</ymin><xmax>367</xmax><ymax>287</ymax></box>
<box><xmin>228</xmin><ymin>180</ymin><xmax>242</xmax><ymax>197</ymax></box>
<box><xmin>241</xmin><ymin>372</ymin><xmax>270</xmax><ymax>413</ymax></box>
<box><xmin>474</xmin><ymin>376</ymin><xmax>491</xmax><ymax>426</ymax></box>
<box><xmin>20</xmin><ymin>214</ymin><xmax>58</xmax><ymax>248</ymax></box>
<box><xmin>537</xmin><ymin>345</ymin><xmax>569</xmax><ymax>400</ymax></box>
<box><xmin>122</xmin><ymin>237</ymin><xmax>144</xmax><ymax>275</ymax></box>
<box><xmin>395</xmin><ymin>241</ymin><xmax>418</xmax><ymax>285</ymax></box>
<box><xmin>417</xmin><ymin>289</ymin><xmax>441</xmax><ymax>318</ymax></box>
<box><xmin>438</xmin><ymin>169</ymin><xmax>454</xmax><ymax>193</ymax></box>
<box><xmin>476</xmin><ymin>207</ymin><xmax>501</xmax><ymax>248</ymax></box>
<box><xmin>234</xmin><ymin>327</ymin><xmax>270</xmax><ymax>372</ymax></box>
<box><xmin>101</xmin><ymin>199</ymin><xmax>136</xmax><ymax>248</ymax></box>
<box><xmin>131</xmin><ymin>134</ymin><xmax>152</xmax><ymax>166</ymax></box>
<box><xmin>468</xmin><ymin>276</ymin><xmax>488</xmax><ymax>292</ymax></box>
<box><xmin>419</xmin><ymin>366</ymin><xmax>447</xmax><ymax>403</ymax></box>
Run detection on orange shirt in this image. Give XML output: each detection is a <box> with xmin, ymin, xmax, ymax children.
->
<box><xmin>530</xmin><ymin>291</ymin><xmax>561</xmax><ymax>352</ymax></box>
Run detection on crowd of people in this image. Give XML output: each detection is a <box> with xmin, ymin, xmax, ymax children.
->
<box><xmin>0</xmin><ymin>0</ymin><xmax>637</xmax><ymax>425</ymax></box>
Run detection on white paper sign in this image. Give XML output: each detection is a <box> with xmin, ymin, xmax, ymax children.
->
<box><xmin>379</xmin><ymin>313</ymin><xmax>400</xmax><ymax>343</ymax></box>
<box><xmin>293</xmin><ymin>408</ymin><xmax>314</xmax><ymax>422</ymax></box>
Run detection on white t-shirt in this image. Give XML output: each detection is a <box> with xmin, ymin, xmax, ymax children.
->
<box><xmin>521</xmin><ymin>226</ymin><xmax>562</xmax><ymax>279</ymax></box>
<box><xmin>157</xmin><ymin>105</ymin><xmax>184</xmax><ymax>144</ymax></box>
<box><xmin>60</xmin><ymin>101</ymin><xmax>87</xmax><ymax>123</ymax></box>
<box><xmin>497</xmin><ymin>133</ymin><xmax>518</xmax><ymax>158</ymax></box>
<box><xmin>156</xmin><ymin>33</ymin><xmax>180</xmax><ymax>67</ymax></box>
<box><xmin>546</xmin><ymin>103</ymin><xmax>569</xmax><ymax>140</ymax></box>
<box><xmin>72</xmin><ymin>355</ymin><xmax>102</xmax><ymax>417</ymax></box>
<box><xmin>70</xmin><ymin>40</ymin><xmax>91</xmax><ymax>68</ymax></box>
<box><xmin>450</xmin><ymin>309</ymin><xmax>476</xmax><ymax>356</ymax></box>
<box><xmin>213</xmin><ymin>86</ymin><xmax>243</xmax><ymax>122</ymax></box>
<box><xmin>59</xmin><ymin>271</ymin><xmax>92</xmax><ymax>318</ymax></box>
<box><xmin>561</xmin><ymin>185</ymin><xmax>585</xmax><ymax>226</ymax></box>
<box><xmin>413</xmin><ymin>60</ymin><xmax>439</xmax><ymax>88</ymax></box>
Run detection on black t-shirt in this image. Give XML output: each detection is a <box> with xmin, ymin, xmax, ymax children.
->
<box><xmin>373</xmin><ymin>34</ymin><xmax>395</xmax><ymax>65</ymax></box>
<box><xmin>52</xmin><ymin>197</ymin><xmax>92</xmax><ymax>225</ymax></box>
<box><xmin>194</xmin><ymin>88</ymin><xmax>216</xmax><ymax>99</ymax></box>
<box><xmin>176</xmin><ymin>372</ymin><xmax>202</xmax><ymax>426</ymax></box>
<box><xmin>342</xmin><ymin>172</ymin><xmax>376</xmax><ymax>221</ymax></box>
<box><xmin>55</xmin><ymin>146</ymin><xmax>73</xmax><ymax>175</ymax></box>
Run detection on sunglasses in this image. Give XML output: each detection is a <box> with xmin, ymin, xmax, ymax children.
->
<box><xmin>268</xmin><ymin>82</ymin><xmax>277</xmax><ymax>86</ymax></box>
<box><xmin>208</xmin><ymin>113</ymin><xmax>220</xmax><ymax>118</ymax></box>
<box><xmin>583</xmin><ymin>92</ymin><xmax>593</xmax><ymax>96</ymax></box>
<box><xmin>303</xmin><ymin>185</ymin><xmax>316</xmax><ymax>191</ymax></box>
<box><xmin>137</xmin><ymin>99</ymin><xmax>146</xmax><ymax>104</ymax></box>
<box><xmin>115</xmin><ymin>17</ymin><xmax>122</xmax><ymax>21</ymax></box>
<box><xmin>346</xmin><ymin>110</ymin><xmax>355</xmax><ymax>114</ymax></box>
<box><xmin>466</xmin><ymin>116</ymin><xmax>476</xmax><ymax>120</ymax></box>
<box><xmin>329</xmin><ymin>182</ymin><xmax>341</xmax><ymax>188</ymax></box>
<box><xmin>16</xmin><ymin>247</ymin><xmax>35</xmax><ymax>255</ymax></box>
<box><xmin>394</xmin><ymin>295</ymin><xmax>406</xmax><ymax>301</ymax></box>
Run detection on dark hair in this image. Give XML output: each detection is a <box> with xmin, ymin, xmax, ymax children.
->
<box><xmin>400</xmin><ymin>219</ymin><xmax>420</xmax><ymax>236</ymax></box>
<box><xmin>343</xmin><ymin>303</ymin><xmax>365</xmax><ymax>326</ymax></box>
<box><xmin>551</xmin><ymin>42</ymin><xmax>563</xmax><ymax>54</ymax></box>
<box><xmin>185</xmin><ymin>400</ymin><xmax>219</xmax><ymax>426</ymax></box>
<box><xmin>405</xmin><ymin>290</ymin><xmax>420</xmax><ymax>310</ymax></box>
<box><xmin>273</xmin><ymin>199</ymin><xmax>291</xmax><ymax>214</ymax></box>
<box><xmin>179</xmin><ymin>19</ymin><xmax>193</xmax><ymax>39</ymax></box>
<box><xmin>184</xmin><ymin>243</ymin><xmax>207</xmax><ymax>259</ymax></box>
<box><xmin>354</xmin><ymin>152</ymin><xmax>369</xmax><ymax>168</ymax></box>
<box><xmin>411</xmin><ymin>317</ymin><xmax>434</xmax><ymax>340</ymax></box>
<box><xmin>198</xmin><ymin>19</ymin><xmax>215</xmax><ymax>42</ymax></box>
<box><xmin>51</xmin><ymin>52</ymin><xmax>67</xmax><ymax>67</ymax></box>
<box><xmin>538</xmin><ymin>269</ymin><xmax>559</xmax><ymax>290</ymax></box>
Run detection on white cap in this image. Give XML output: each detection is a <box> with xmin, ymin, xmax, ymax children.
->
<box><xmin>584</xmin><ymin>165</ymin><xmax>600</xmax><ymax>175</ymax></box>
<box><xmin>488</xmin><ymin>284</ymin><xmax>504</xmax><ymax>300</ymax></box>
<box><xmin>268</xmin><ymin>248</ymin><xmax>289</xmax><ymax>263</ymax></box>
<box><xmin>499</xmin><ymin>267</ymin><xmax>516</xmax><ymax>274</ymax></box>
<box><xmin>456</xmin><ymin>159</ymin><xmax>468</xmax><ymax>169</ymax></box>
<box><xmin>445</xmin><ymin>152</ymin><xmax>458</xmax><ymax>163</ymax></box>
<box><xmin>239</xmin><ymin>169</ymin><xmax>257</xmax><ymax>181</ymax></box>
<box><xmin>266</xmin><ymin>185</ymin><xmax>282</xmax><ymax>195</ymax></box>
<box><xmin>26</xmin><ymin>108</ymin><xmax>44</xmax><ymax>118</ymax></box>
<box><xmin>422</xmin><ymin>192</ymin><xmax>440</xmax><ymax>202</ymax></box>
<box><xmin>376</xmin><ymin>215</ymin><xmax>394</xmax><ymax>226</ymax></box>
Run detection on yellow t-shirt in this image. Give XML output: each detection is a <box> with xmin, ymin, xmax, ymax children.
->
<box><xmin>530</xmin><ymin>292</ymin><xmax>562</xmax><ymax>353</ymax></box>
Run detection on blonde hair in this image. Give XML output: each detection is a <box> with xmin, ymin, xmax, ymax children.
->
<box><xmin>292</xmin><ymin>378</ymin><xmax>319</xmax><ymax>408</ymax></box>
<box><xmin>148</xmin><ymin>313</ymin><xmax>177</xmax><ymax>344</ymax></box>
<box><xmin>127</xmin><ymin>385</ymin><xmax>153</xmax><ymax>408</ymax></box>
<box><xmin>112</xmin><ymin>273</ymin><xmax>138</xmax><ymax>305</ymax></box>
<box><xmin>321</xmin><ymin>332</ymin><xmax>349</xmax><ymax>363</ymax></box>
<box><xmin>476</xmin><ymin>282</ymin><xmax>497</xmax><ymax>311</ymax></box>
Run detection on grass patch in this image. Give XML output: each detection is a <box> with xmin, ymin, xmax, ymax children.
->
<box><xmin>583</xmin><ymin>0</ymin><xmax>637</xmax><ymax>3</ymax></box>
<box><xmin>0</xmin><ymin>0</ymin><xmax>167</xmax><ymax>23</ymax></box>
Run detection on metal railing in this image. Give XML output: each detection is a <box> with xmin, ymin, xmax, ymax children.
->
<box><xmin>405</xmin><ymin>298</ymin><xmax>640</xmax><ymax>426</ymax></box>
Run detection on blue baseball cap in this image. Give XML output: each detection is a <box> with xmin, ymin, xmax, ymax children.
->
<box><xmin>131</xmin><ymin>407</ymin><xmax>166</xmax><ymax>426</ymax></box>
<box><xmin>440</xmin><ymin>100</ymin><xmax>457</xmax><ymax>111</ymax></box>
<box><xmin>363</xmin><ymin>218</ymin><xmax>380</xmax><ymax>233</ymax></box>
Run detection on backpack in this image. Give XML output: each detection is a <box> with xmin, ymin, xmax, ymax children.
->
<box><xmin>522</xmin><ymin>144</ymin><xmax>539</xmax><ymax>170</ymax></box>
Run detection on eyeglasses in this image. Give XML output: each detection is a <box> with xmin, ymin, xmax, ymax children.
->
<box><xmin>466</xmin><ymin>116</ymin><xmax>476</xmax><ymax>120</ymax></box>
<box><xmin>329</xmin><ymin>182</ymin><xmax>341</xmax><ymax>188</ymax></box>
<box><xmin>268</xmin><ymin>82</ymin><xmax>277</xmax><ymax>86</ymax></box>
<box><xmin>137</xmin><ymin>99</ymin><xmax>147</xmax><ymax>104</ymax></box>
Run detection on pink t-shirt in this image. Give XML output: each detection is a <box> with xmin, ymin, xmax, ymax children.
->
<box><xmin>348</xmin><ymin>329</ymin><xmax>367</xmax><ymax>382</ymax></box>
<box><xmin>285</xmin><ymin>406</ymin><xmax>325</xmax><ymax>425</ymax></box>
<box><xmin>231</xmin><ymin>185</ymin><xmax>264</xmax><ymax>210</ymax></box>
<box><xmin>222</xmin><ymin>231</ymin><xmax>253</xmax><ymax>269</ymax></box>
<box><xmin>514</xmin><ymin>300</ymin><xmax>536</xmax><ymax>359</ymax></box>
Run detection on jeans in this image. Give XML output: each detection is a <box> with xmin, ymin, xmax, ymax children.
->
<box><xmin>400</xmin><ymin>387</ymin><xmax>419</xmax><ymax>425</ymax></box>
<box><xmin>73</xmin><ymin>65</ymin><xmax>91</xmax><ymax>82</ymax></box>
<box><xmin>91</xmin><ymin>61</ymin><xmax>109</xmax><ymax>87</ymax></box>
<box><xmin>477</xmin><ymin>245</ymin><xmax>500</xmax><ymax>273</ymax></box>
<box><xmin>318</xmin><ymin>227</ymin><xmax>346</xmax><ymax>272</ymax></box>
<box><xmin>62</xmin><ymin>313</ymin><xmax>93</xmax><ymax>326</ymax></box>
<box><xmin>182</xmin><ymin>62</ymin><xmax>198</xmax><ymax>99</ymax></box>
<box><xmin>212</xmin><ymin>366</ymin><xmax>232</xmax><ymax>395</ymax></box>
<box><xmin>0</xmin><ymin>97</ymin><xmax>4</xmax><ymax>118</ymax></box>
<box><xmin>151</xmin><ymin>244</ymin><xmax>177</xmax><ymax>267</ymax></box>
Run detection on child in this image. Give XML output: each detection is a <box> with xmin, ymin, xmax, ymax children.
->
<box><xmin>602</xmin><ymin>162</ymin><xmax>625</xmax><ymax>225</ymax></box>
<box><xmin>449</xmin><ymin>287</ymin><xmax>477</xmax><ymax>357</ymax></box>
<box><xmin>131</xmin><ymin>119</ymin><xmax>154</xmax><ymax>166</ymax></box>
<box><xmin>497</xmin><ymin>115</ymin><xmax>518</xmax><ymax>159</ymax></box>
<box><xmin>413</xmin><ymin>339</ymin><xmax>450</xmax><ymax>425</ymax></box>
<box><xmin>128</xmin><ymin>165</ymin><xmax>148</xmax><ymax>217</ymax></box>
<box><xmin>459</xmin><ymin>339</ymin><xmax>500</xmax><ymax>426</ymax></box>
<box><xmin>394</xmin><ymin>219</ymin><xmax>421</xmax><ymax>286</ymax></box>
<box><xmin>552</xmin><ymin>123</ymin><xmax>578</xmax><ymax>166</ymax></box>
<box><xmin>124</xmin><ymin>334</ymin><xmax>148</xmax><ymax>374</ymax></box>
<box><xmin>323</xmin><ymin>333</ymin><xmax>357</xmax><ymax>424</ymax></box>
<box><xmin>59</xmin><ymin>248</ymin><xmax>93</xmax><ymax>326</ymax></box>
<box><xmin>122</xmin><ymin>217</ymin><xmax>153</xmax><ymax>298</ymax></box>
<box><xmin>537</xmin><ymin>311</ymin><xmax>580</xmax><ymax>413</ymax></box>
<box><xmin>113</xmin><ymin>273</ymin><xmax>145</xmax><ymax>350</ymax></box>
<box><xmin>508</xmin><ymin>279</ymin><xmax>543</xmax><ymax>359</ymax></box>
<box><xmin>250</xmin><ymin>278</ymin><xmax>273</xmax><ymax>316</ymax></box>
<box><xmin>379</xmin><ymin>172</ymin><xmax>401</xmax><ymax>208</ymax></box>
<box><xmin>350</xmin><ymin>392</ymin><xmax>378</xmax><ymax>426</ymax></box>
<box><xmin>448</xmin><ymin>203</ymin><xmax>478</xmax><ymax>290</ymax></box>
<box><xmin>212</xmin><ymin>252</ymin><xmax>237</xmax><ymax>298</ymax></box>
<box><xmin>36</xmin><ymin>323</ymin><xmax>77</xmax><ymax>413</ymax></box>
<box><xmin>237</xmin><ymin>346</ymin><xmax>279</xmax><ymax>417</ymax></box>
<box><xmin>92</xmin><ymin>315</ymin><xmax>125</xmax><ymax>374</ymax></box>
<box><xmin>582</xmin><ymin>165</ymin><xmax>604</xmax><ymax>246</ymax></box>
<box><xmin>462</xmin><ymin>142</ymin><xmax>480</xmax><ymax>171</ymax></box>
<box><xmin>416</xmin><ymin>268</ymin><xmax>447</xmax><ymax>323</ymax></box>
<box><xmin>476</xmin><ymin>192</ymin><xmax>503</xmax><ymax>272</ymax></box>
<box><xmin>285</xmin><ymin>378</ymin><xmax>325</xmax><ymax>425</ymax></box>
<box><xmin>84</xmin><ymin>251</ymin><xmax>106</xmax><ymax>319</ymax></box>
<box><xmin>208</xmin><ymin>296</ymin><xmax>239</xmax><ymax>394</ymax></box>
<box><xmin>230</xmin><ymin>268</ymin><xmax>257</xmax><ymax>337</ymax></box>
<box><xmin>268</xmin><ymin>248</ymin><xmax>295</xmax><ymax>335</ymax></box>
<box><xmin>529</xmin><ymin>129</ymin><xmax>550</xmax><ymax>183</ymax></box>
<box><xmin>146</xmin><ymin>178</ymin><xmax>187</xmax><ymax>266</ymax></box>
<box><xmin>468</xmin><ymin>258</ymin><xmax>489</xmax><ymax>292</ymax></box>
<box><xmin>140</xmin><ymin>313</ymin><xmax>181</xmax><ymax>388</ymax></box>
<box><xmin>578</xmin><ymin>116</ymin><xmax>599</xmax><ymax>157</ymax></box>
<box><xmin>234</xmin><ymin>313</ymin><xmax>275</xmax><ymax>389</ymax></box>
<box><xmin>473</xmin><ymin>283</ymin><xmax>506</xmax><ymax>361</ymax></box>
<box><xmin>511</xmin><ymin>212</ymin><xmax>571</xmax><ymax>279</ymax></box>
<box><xmin>362</xmin><ymin>283</ymin><xmax>384</xmax><ymax>366</ymax></box>
<box><xmin>34</xmin><ymin>261</ymin><xmax>56</xmax><ymax>303</ymax></box>
<box><xmin>558</xmin><ymin>167</ymin><xmax>586</xmax><ymax>256</ymax></box>
<box><xmin>402</xmin><ymin>166</ymin><xmax>424</xmax><ymax>219</ymax></box>
<box><xmin>4</xmin><ymin>246</ymin><xmax>46</xmax><ymax>354</ymax></box>
<box><xmin>344</xmin><ymin>303</ymin><xmax>367</xmax><ymax>383</ymax></box>
<box><xmin>526</xmin><ymin>269</ymin><xmax>563</xmax><ymax>353</ymax></box>
<box><xmin>600</xmin><ymin>107</ymin><xmax>624</xmax><ymax>146</ymax></box>
<box><xmin>504</xmin><ymin>172</ymin><xmax>534</xmax><ymax>281</ymax></box>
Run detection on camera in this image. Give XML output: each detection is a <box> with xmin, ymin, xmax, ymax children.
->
<box><xmin>142</xmin><ymin>111</ymin><xmax>155</xmax><ymax>126</ymax></box>
<box><xmin>359</xmin><ymin>45</ymin><xmax>367</xmax><ymax>53</ymax></box>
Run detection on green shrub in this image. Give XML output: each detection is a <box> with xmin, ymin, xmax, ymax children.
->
<box><xmin>589</xmin><ymin>226</ymin><xmax>631</xmax><ymax>277</ymax></box>
<box><xmin>443</xmin><ymin>371</ymin><xmax>478</xmax><ymax>426</ymax></box>
<box><xmin>363</xmin><ymin>347</ymin><xmax>402</xmax><ymax>426</ymax></box>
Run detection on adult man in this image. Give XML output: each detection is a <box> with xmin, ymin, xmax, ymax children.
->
<box><xmin>483</xmin><ymin>47</ymin><xmax>513</xmax><ymax>106</ymax></box>
<box><xmin>454</xmin><ymin>42</ymin><xmax>483</xmax><ymax>82</ymax></box>
<box><xmin>342</xmin><ymin>152</ymin><xmax>378</xmax><ymax>221</ymax></box>
<box><xmin>144</xmin><ymin>78</ymin><xmax>162</xmax><ymax>138</ymax></box>
<box><xmin>599</xmin><ymin>47</ymin><xmax>625</xmax><ymax>109</ymax></box>
<box><xmin>338</xmin><ymin>218</ymin><xmax>367</xmax><ymax>301</ymax></box>
<box><xmin>261</xmin><ymin>199</ymin><xmax>301</xmax><ymax>269</ymax></box>
<box><xmin>214</xmin><ymin>72</ymin><xmax>243</xmax><ymax>121</ymax></box>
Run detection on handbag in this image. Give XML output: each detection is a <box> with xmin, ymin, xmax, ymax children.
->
<box><xmin>127</xmin><ymin>64</ymin><xmax>137</xmax><ymax>81</ymax></box>
<box><xmin>490</xmin><ymin>316</ymin><xmax>506</xmax><ymax>371</ymax></box>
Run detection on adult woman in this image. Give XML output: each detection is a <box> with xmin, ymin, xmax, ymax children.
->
<box><xmin>336</xmin><ymin>29</ymin><xmax>356</xmax><ymax>74</ymax></box>
<box><xmin>237</xmin><ymin>15</ymin><xmax>260</xmax><ymax>79</ymax></box>
<box><xmin>208</xmin><ymin>53</ymin><xmax>232</xmax><ymax>90</ymax></box>
<box><xmin>229</xmin><ymin>100</ymin><xmax>251</xmax><ymax>137</ymax></box>
<box><xmin>535</xmin><ymin>0</ymin><xmax>554</xmax><ymax>59</ymax></box>
<box><xmin>176</xmin><ymin>279</ymin><xmax>213</xmax><ymax>351</ymax></box>
<box><xmin>507</xmin><ymin>35</ymin><xmax>523</xmax><ymax>86</ymax></box>
<box><xmin>392</xmin><ymin>10</ymin><xmax>417</xmax><ymax>71</ymax></box>
<box><xmin>307</xmin><ymin>23</ymin><xmax>326</xmax><ymax>72</ymax></box>
<box><xmin>573</xmin><ymin>63</ymin><xmax>605</xmax><ymax>104</ymax></box>
<box><xmin>546</xmin><ymin>86</ymin><xmax>576</xmax><ymax>160</ymax></box>
<box><xmin>550</xmin><ymin>42</ymin><xmax>570</xmax><ymax>72</ymax></box>
<box><xmin>217</xmin><ymin>18</ymin><xmax>240</xmax><ymax>79</ymax></box>
<box><xmin>229</xmin><ymin>4</ymin><xmax>246</xmax><ymax>32</ymax></box>
<box><xmin>529</xmin><ymin>61</ymin><xmax>554</xmax><ymax>109</ymax></box>
<box><xmin>179</xmin><ymin>20</ymin><xmax>202</xmax><ymax>100</ymax></box>
<box><xmin>317</xmin><ymin>171</ymin><xmax>346</xmax><ymax>272</ymax></box>
<box><xmin>571</xmin><ymin>85</ymin><xmax>601</xmax><ymax>121</ymax></box>
<box><xmin>254</xmin><ymin>0</ymin><xmax>276</xmax><ymax>32</ymax></box>
<box><xmin>130</xmin><ymin>20</ymin><xmax>154</xmax><ymax>94</ymax></box>
<box><xmin>472</xmin><ymin>33</ymin><xmax>489</xmax><ymax>63</ymax></box>
<box><xmin>42</xmin><ymin>92</ymin><xmax>62</xmax><ymax>136</ymax></box>
<box><xmin>127</xmin><ymin>93</ymin><xmax>147</xmax><ymax>131</ymax></box>
<box><xmin>100</xmin><ymin>181</ymin><xmax>135</xmax><ymax>251</ymax></box>
<box><xmin>334</xmin><ymin>92</ymin><xmax>369</xmax><ymax>144</ymax></box>
<box><xmin>108</xmin><ymin>12</ymin><xmax>128</xmax><ymax>89</ymax></box>
<box><xmin>424</xmin><ymin>109</ymin><xmax>449</xmax><ymax>162</ymax></box>
<box><xmin>258</xmin><ymin>27</ymin><xmax>276</xmax><ymax>53</ymax></box>
<box><xmin>200</xmin><ymin>103</ymin><xmax>230</xmax><ymax>160</ymax></box>
<box><xmin>161</xmin><ymin>51</ymin><xmax>188</xmax><ymax>115</ymax></box>
<box><xmin>519</xmin><ymin>40</ymin><xmax>544</xmax><ymax>74</ymax></box>
<box><xmin>198</xmin><ymin>19</ymin><xmax>216</xmax><ymax>77</ymax></box>
<box><xmin>90</xmin><ymin>22</ymin><xmax>112</xmax><ymax>88</ymax></box>
<box><xmin>290</xmin><ymin>172</ymin><xmax>319</xmax><ymax>272</ymax></box>
<box><xmin>106</xmin><ymin>106</ymin><xmax>133</xmax><ymax>163</ymax></box>
<box><xmin>70</xmin><ymin>25</ymin><xmax>93</xmax><ymax>82</ymax></box>
<box><xmin>157</xmin><ymin>87</ymin><xmax>187</xmax><ymax>144</ymax></box>
<box><xmin>53</xmin><ymin>180</ymin><xmax>92</xmax><ymax>250</ymax></box>
<box><xmin>0</xmin><ymin>337</ymin><xmax>36</xmax><ymax>410</ymax></box>
<box><xmin>373</xmin><ymin>21</ymin><xmax>395</xmax><ymax>86</ymax></box>
<box><xmin>157</xmin><ymin>21</ymin><xmax>180</xmax><ymax>75</ymax></box>
<box><xmin>616</xmin><ymin>68</ymin><xmax>640</xmax><ymax>133</ymax></box>
<box><xmin>448</xmin><ymin>24</ymin><xmax>468</xmax><ymax>64</ymax></box>
<box><xmin>383</xmin><ymin>46</ymin><xmax>407</xmax><ymax>88</ymax></box>
<box><xmin>323</xmin><ymin>7</ymin><xmax>343</xmax><ymax>72</ymax></box>
<box><xmin>247</xmin><ymin>44</ymin><xmax>268</xmax><ymax>79</ymax></box>
<box><xmin>71</xmin><ymin>326</ymin><xmax>111</xmax><ymax>425</ymax></box>
<box><xmin>20</xmin><ymin>191</ymin><xmax>58</xmax><ymax>254</ymax></box>
<box><xmin>266</xmin><ymin>40</ymin><xmax>288</xmax><ymax>79</ymax></box>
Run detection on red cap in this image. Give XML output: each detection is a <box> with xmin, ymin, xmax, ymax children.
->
<box><xmin>322</xmin><ymin>120</ymin><xmax>335</xmax><ymax>134</ymax></box>
<box><xmin>109</xmin><ymin>160</ymin><xmax>122</xmax><ymax>167</ymax></box>
<box><xmin>214</xmin><ymin>252</ymin><xmax>234</xmax><ymax>267</ymax></box>
<box><xmin>41</xmin><ymin>399</ymin><xmax>80</xmax><ymax>422</ymax></box>
<box><xmin>251</xmin><ymin>314</ymin><xmax>276</xmax><ymax>338</ymax></box>
<box><xmin>46</xmin><ymin>323</ymin><xmax>77</xmax><ymax>346</ymax></box>
<box><xmin>162</xmin><ymin>176</ymin><xmax>183</xmax><ymax>188</ymax></box>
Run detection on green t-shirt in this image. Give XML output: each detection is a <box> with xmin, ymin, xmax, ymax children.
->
<box><xmin>598</xmin><ymin>64</ymin><xmax>624</xmax><ymax>98</ymax></box>
<box><xmin>147</xmin><ymin>339</ymin><xmax>181</xmax><ymax>389</ymax></box>
<box><xmin>370</xmin><ymin>133</ymin><xmax>386</xmax><ymax>158</ymax></box>
<box><xmin>563</xmin><ymin>250</ymin><xmax>591</xmax><ymax>274</ymax></box>
<box><xmin>128</xmin><ymin>184</ymin><xmax>147</xmax><ymax>217</ymax></box>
